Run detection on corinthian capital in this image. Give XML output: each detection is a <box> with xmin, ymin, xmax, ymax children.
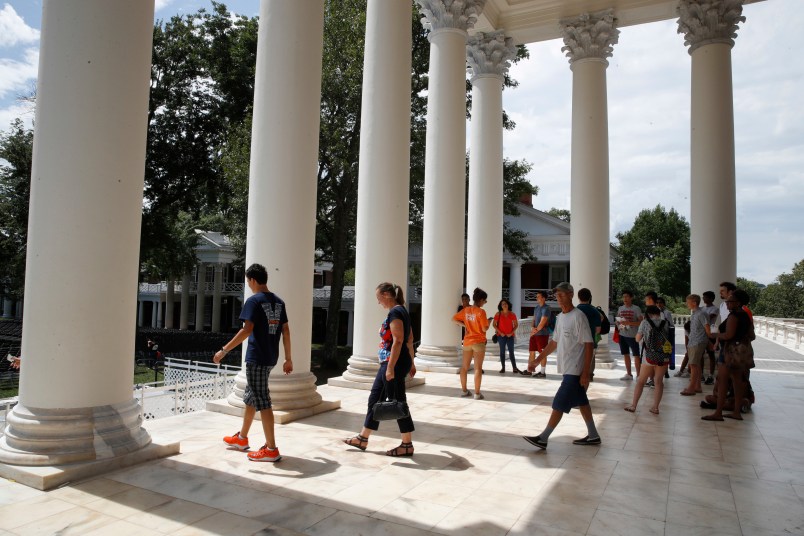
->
<box><xmin>415</xmin><ymin>0</ymin><xmax>487</xmax><ymax>34</ymax></box>
<box><xmin>559</xmin><ymin>9</ymin><xmax>619</xmax><ymax>65</ymax></box>
<box><xmin>677</xmin><ymin>0</ymin><xmax>745</xmax><ymax>53</ymax></box>
<box><xmin>466</xmin><ymin>31</ymin><xmax>517</xmax><ymax>80</ymax></box>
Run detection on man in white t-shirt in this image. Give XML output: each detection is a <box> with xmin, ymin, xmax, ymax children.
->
<box><xmin>701</xmin><ymin>290</ymin><xmax>719</xmax><ymax>384</ymax></box>
<box><xmin>523</xmin><ymin>283</ymin><xmax>600</xmax><ymax>450</ymax></box>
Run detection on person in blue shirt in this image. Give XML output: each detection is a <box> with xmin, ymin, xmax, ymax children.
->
<box><xmin>213</xmin><ymin>263</ymin><xmax>293</xmax><ymax>462</ymax></box>
<box><xmin>576</xmin><ymin>288</ymin><xmax>602</xmax><ymax>381</ymax></box>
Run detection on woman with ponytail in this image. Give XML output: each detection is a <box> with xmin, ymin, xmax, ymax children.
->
<box><xmin>453</xmin><ymin>287</ymin><xmax>491</xmax><ymax>400</ymax></box>
<box><xmin>343</xmin><ymin>282</ymin><xmax>417</xmax><ymax>456</ymax></box>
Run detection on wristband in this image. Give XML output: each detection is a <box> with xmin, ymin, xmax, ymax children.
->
<box><xmin>220</xmin><ymin>347</ymin><xmax>229</xmax><ymax>354</ymax></box>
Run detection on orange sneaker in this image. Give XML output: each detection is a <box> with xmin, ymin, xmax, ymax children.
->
<box><xmin>247</xmin><ymin>445</ymin><xmax>281</xmax><ymax>462</ymax></box>
<box><xmin>223</xmin><ymin>431</ymin><xmax>249</xmax><ymax>451</ymax></box>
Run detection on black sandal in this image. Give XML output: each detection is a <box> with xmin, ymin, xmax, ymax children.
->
<box><xmin>386</xmin><ymin>442</ymin><xmax>414</xmax><ymax>457</ymax></box>
<box><xmin>343</xmin><ymin>434</ymin><xmax>368</xmax><ymax>451</ymax></box>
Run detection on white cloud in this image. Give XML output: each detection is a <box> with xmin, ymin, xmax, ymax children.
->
<box><xmin>155</xmin><ymin>0</ymin><xmax>175</xmax><ymax>13</ymax></box>
<box><xmin>0</xmin><ymin>46</ymin><xmax>37</xmax><ymax>100</ymax></box>
<box><xmin>0</xmin><ymin>4</ymin><xmax>39</xmax><ymax>47</ymax></box>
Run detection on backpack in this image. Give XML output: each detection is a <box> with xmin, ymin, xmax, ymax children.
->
<box><xmin>644</xmin><ymin>318</ymin><xmax>672</xmax><ymax>358</ymax></box>
<box><xmin>596</xmin><ymin>306</ymin><xmax>610</xmax><ymax>335</ymax></box>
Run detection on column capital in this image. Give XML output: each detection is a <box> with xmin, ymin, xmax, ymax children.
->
<box><xmin>677</xmin><ymin>0</ymin><xmax>744</xmax><ymax>54</ymax></box>
<box><xmin>466</xmin><ymin>31</ymin><xmax>517</xmax><ymax>81</ymax></box>
<box><xmin>559</xmin><ymin>9</ymin><xmax>619</xmax><ymax>65</ymax></box>
<box><xmin>415</xmin><ymin>0</ymin><xmax>486</xmax><ymax>35</ymax></box>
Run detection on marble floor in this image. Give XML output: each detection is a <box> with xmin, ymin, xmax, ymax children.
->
<box><xmin>1</xmin><ymin>339</ymin><xmax>803</xmax><ymax>536</ymax></box>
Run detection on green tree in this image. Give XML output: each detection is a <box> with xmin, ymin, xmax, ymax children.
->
<box><xmin>754</xmin><ymin>260</ymin><xmax>804</xmax><ymax>318</ymax></box>
<box><xmin>547</xmin><ymin>208</ymin><xmax>571</xmax><ymax>223</ymax></box>
<box><xmin>0</xmin><ymin>119</ymin><xmax>33</xmax><ymax>300</ymax></box>
<box><xmin>612</xmin><ymin>205</ymin><xmax>690</xmax><ymax>301</ymax></box>
<box><xmin>736</xmin><ymin>277</ymin><xmax>763</xmax><ymax>310</ymax></box>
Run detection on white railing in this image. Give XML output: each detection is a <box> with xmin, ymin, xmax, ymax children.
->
<box><xmin>674</xmin><ymin>314</ymin><xmax>690</xmax><ymax>327</ymax></box>
<box><xmin>135</xmin><ymin>358</ymin><xmax>240</xmax><ymax>420</ymax></box>
<box><xmin>313</xmin><ymin>287</ymin><xmax>356</xmax><ymax>301</ymax></box>
<box><xmin>139</xmin><ymin>282</ymin><xmax>244</xmax><ymax>295</ymax></box>
<box><xmin>754</xmin><ymin>316</ymin><xmax>804</xmax><ymax>350</ymax></box>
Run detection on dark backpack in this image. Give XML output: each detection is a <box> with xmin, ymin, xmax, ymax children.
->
<box><xmin>596</xmin><ymin>306</ymin><xmax>611</xmax><ymax>335</ymax></box>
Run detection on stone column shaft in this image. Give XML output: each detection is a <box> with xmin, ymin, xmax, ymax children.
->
<box><xmin>152</xmin><ymin>300</ymin><xmax>159</xmax><ymax>328</ymax></box>
<box><xmin>194</xmin><ymin>263</ymin><xmax>206</xmax><ymax>331</ymax></box>
<box><xmin>165</xmin><ymin>279</ymin><xmax>175</xmax><ymax>329</ymax></box>
<box><xmin>137</xmin><ymin>300</ymin><xmax>144</xmax><ymax>327</ymax></box>
<box><xmin>0</xmin><ymin>0</ymin><xmax>155</xmax><ymax>467</ymax></box>
<box><xmin>225</xmin><ymin>0</ymin><xmax>328</xmax><ymax>414</ymax></box>
<box><xmin>179</xmin><ymin>273</ymin><xmax>190</xmax><ymax>330</ymax></box>
<box><xmin>678</xmin><ymin>0</ymin><xmax>744</xmax><ymax>292</ymax></box>
<box><xmin>509</xmin><ymin>261</ymin><xmax>522</xmax><ymax>318</ymax></box>
<box><xmin>211</xmin><ymin>264</ymin><xmax>223</xmax><ymax>332</ymax></box>
<box><xmin>415</xmin><ymin>0</ymin><xmax>486</xmax><ymax>372</ymax></box>
<box><xmin>335</xmin><ymin>0</ymin><xmax>415</xmax><ymax>389</ymax></box>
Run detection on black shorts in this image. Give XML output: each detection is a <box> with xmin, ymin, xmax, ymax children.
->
<box><xmin>243</xmin><ymin>362</ymin><xmax>274</xmax><ymax>411</ymax></box>
<box><xmin>552</xmin><ymin>374</ymin><xmax>590</xmax><ymax>413</ymax></box>
<box><xmin>618</xmin><ymin>336</ymin><xmax>640</xmax><ymax>356</ymax></box>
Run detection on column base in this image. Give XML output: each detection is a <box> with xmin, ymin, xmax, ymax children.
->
<box><xmin>327</xmin><ymin>353</ymin><xmax>426</xmax><ymax>390</ymax></box>
<box><xmin>215</xmin><ymin>370</ymin><xmax>339</xmax><ymax>424</ymax></box>
<box><xmin>594</xmin><ymin>343</ymin><xmax>618</xmax><ymax>369</ymax></box>
<box><xmin>415</xmin><ymin>344</ymin><xmax>462</xmax><ymax>373</ymax></box>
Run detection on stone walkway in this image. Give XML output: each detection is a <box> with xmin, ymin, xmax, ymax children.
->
<box><xmin>1</xmin><ymin>337</ymin><xmax>803</xmax><ymax>535</ymax></box>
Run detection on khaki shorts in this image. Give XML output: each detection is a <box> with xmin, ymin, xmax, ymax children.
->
<box><xmin>688</xmin><ymin>343</ymin><xmax>707</xmax><ymax>367</ymax></box>
<box><xmin>466</xmin><ymin>342</ymin><xmax>487</xmax><ymax>353</ymax></box>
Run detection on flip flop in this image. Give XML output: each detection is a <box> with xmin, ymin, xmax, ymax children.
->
<box><xmin>701</xmin><ymin>415</ymin><xmax>724</xmax><ymax>421</ymax></box>
<box><xmin>649</xmin><ymin>408</ymin><xmax>660</xmax><ymax>415</ymax></box>
<box><xmin>624</xmin><ymin>406</ymin><xmax>636</xmax><ymax>413</ymax></box>
<box><xmin>680</xmin><ymin>390</ymin><xmax>696</xmax><ymax>396</ymax></box>
<box><xmin>723</xmin><ymin>413</ymin><xmax>743</xmax><ymax>421</ymax></box>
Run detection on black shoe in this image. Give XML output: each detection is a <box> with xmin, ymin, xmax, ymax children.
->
<box><xmin>699</xmin><ymin>401</ymin><xmax>717</xmax><ymax>409</ymax></box>
<box><xmin>704</xmin><ymin>376</ymin><xmax>714</xmax><ymax>385</ymax></box>
<box><xmin>499</xmin><ymin>368</ymin><xmax>505</xmax><ymax>374</ymax></box>
<box><xmin>534</xmin><ymin>371</ymin><xmax>546</xmax><ymax>378</ymax></box>
<box><xmin>512</xmin><ymin>368</ymin><xmax>521</xmax><ymax>374</ymax></box>
<box><xmin>572</xmin><ymin>436</ymin><xmax>601</xmax><ymax>446</ymax></box>
<box><xmin>523</xmin><ymin>435</ymin><xmax>547</xmax><ymax>449</ymax></box>
<box><xmin>646</xmin><ymin>379</ymin><xmax>655</xmax><ymax>388</ymax></box>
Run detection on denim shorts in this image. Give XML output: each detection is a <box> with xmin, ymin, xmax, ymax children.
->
<box><xmin>552</xmin><ymin>374</ymin><xmax>589</xmax><ymax>413</ymax></box>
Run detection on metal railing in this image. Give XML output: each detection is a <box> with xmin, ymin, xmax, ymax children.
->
<box><xmin>135</xmin><ymin>357</ymin><xmax>240</xmax><ymax>420</ymax></box>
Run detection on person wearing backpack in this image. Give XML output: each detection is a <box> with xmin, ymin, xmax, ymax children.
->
<box><xmin>624</xmin><ymin>305</ymin><xmax>672</xmax><ymax>414</ymax></box>
<box><xmin>576</xmin><ymin>288</ymin><xmax>602</xmax><ymax>381</ymax></box>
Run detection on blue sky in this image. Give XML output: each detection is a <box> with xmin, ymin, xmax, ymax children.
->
<box><xmin>2</xmin><ymin>1</ymin><xmax>802</xmax><ymax>285</ymax></box>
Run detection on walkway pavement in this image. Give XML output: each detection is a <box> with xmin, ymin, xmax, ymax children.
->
<box><xmin>1</xmin><ymin>336</ymin><xmax>803</xmax><ymax>535</ymax></box>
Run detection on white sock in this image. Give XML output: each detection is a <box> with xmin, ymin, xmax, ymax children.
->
<box><xmin>540</xmin><ymin>365</ymin><xmax>546</xmax><ymax>373</ymax></box>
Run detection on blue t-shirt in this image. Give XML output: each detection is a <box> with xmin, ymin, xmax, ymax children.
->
<box><xmin>378</xmin><ymin>305</ymin><xmax>411</xmax><ymax>363</ymax></box>
<box><xmin>240</xmin><ymin>292</ymin><xmax>288</xmax><ymax>366</ymax></box>
<box><xmin>533</xmin><ymin>304</ymin><xmax>551</xmax><ymax>336</ymax></box>
<box><xmin>576</xmin><ymin>303</ymin><xmax>602</xmax><ymax>348</ymax></box>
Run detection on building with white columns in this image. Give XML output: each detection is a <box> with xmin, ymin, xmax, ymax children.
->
<box><xmin>1</xmin><ymin>0</ymin><xmax>759</xmax><ymax>488</ymax></box>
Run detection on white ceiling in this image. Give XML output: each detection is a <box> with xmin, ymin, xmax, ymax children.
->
<box><xmin>474</xmin><ymin>0</ymin><xmax>766</xmax><ymax>44</ymax></box>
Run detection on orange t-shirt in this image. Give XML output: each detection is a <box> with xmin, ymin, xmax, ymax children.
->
<box><xmin>453</xmin><ymin>306</ymin><xmax>489</xmax><ymax>345</ymax></box>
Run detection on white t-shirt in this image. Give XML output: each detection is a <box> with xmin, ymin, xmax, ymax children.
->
<box><xmin>719</xmin><ymin>301</ymin><xmax>730</xmax><ymax>327</ymax></box>
<box><xmin>702</xmin><ymin>304</ymin><xmax>719</xmax><ymax>331</ymax></box>
<box><xmin>551</xmin><ymin>307</ymin><xmax>593</xmax><ymax>376</ymax></box>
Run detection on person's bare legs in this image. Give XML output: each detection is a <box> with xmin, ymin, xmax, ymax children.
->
<box><xmin>626</xmin><ymin>364</ymin><xmax>653</xmax><ymax>410</ymax></box>
<box><xmin>473</xmin><ymin>347</ymin><xmax>486</xmax><ymax>394</ymax></box>
<box><xmin>258</xmin><ymin>409</ymin><xmax>277</xmax><ymax>449</ymax></box>
<box><xmin>634</xmin><ymin>355</ymin><xmax>642</xmax><ymax>377</ymax></box>
<box><xmin>683</xmin><ymin>364</ymin><xmax>701</xmax><ymax>394</ymax></box>
<box><xmin>459</xmin><ymin>349</ymin><xmax>473</xmax><ymax>392</ymax></box>
<box><xmin>546</xmin><ymin>409</ymin><xmax>563</xmax><ymax>428</ymax></box>
<box><xmin>623</xmin><ymin>353</ymin><xmax>632</xmax><ymax>376</ymax></box>
<box><xmin>724</xmin><ymin>369</ymin><xmax>745</xmax><ymax>420</ymax></box>
<box><xmin>704</xmin><ymin>363</ymin><xmax>729</xmax><ymax>419</ymax></box>
<box><xmin>240</xmin><ymin>405</ymin><xmax>256</xmax><ymax>439</ymax></box>
<box><xmin>651</xmin><ymin>365</ymin><xmax>667</xmax><ymax>413</ymax></box>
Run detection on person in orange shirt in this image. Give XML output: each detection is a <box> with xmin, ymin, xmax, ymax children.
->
<box><xmin>453</xmin><ymin>287</ymin><xmax>491</xmax><ymax>400</ymax></box>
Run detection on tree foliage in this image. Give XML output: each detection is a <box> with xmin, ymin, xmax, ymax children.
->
<box><xmin>753</xmin><ymin>260</ymin><xmax>804</xmax><ymax>318</ymax></box>
<box><xmin>0</xmin><ymin>119</ymin><xmax>33</xmax><ymax>299</ymax></box>
<box><xmin>547</xmin><ymin>208</ymin><xmax>571</xmax><ymax>223</ymax></box>
<box><xmin>612</xmin><ymin>205</ymin><xmax>690</xmax><ymax>300</ymax></box>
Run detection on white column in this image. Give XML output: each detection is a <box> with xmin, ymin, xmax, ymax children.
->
<box><xmin>194</xmin><ymin>263</ymin><xmax>206</xmax><ymax>331</ymax></box>
<box><xmin>165</xmin><ymin>279</ymin><xmax>175</xmax><ymax>329</ymax></box>
<box><xmin>14</xmin><ymin>300</ymin><xmax>22</xmax><ymax>319</ymax></box>
<box><xmin>1</xmin><ymin>296</ymin><xmax>11</xmax><ymax>318</ymax></box>
<box><xmin>179</xmin><ymin>273</ymin><xmax>190</xmax><ymax>330</ymax></box>
<box><xmin>137</xmin><ymin>300</ymin><xmax>144</xmax><ymax>327</ymax></box>
<box><xmin>211</xmin><ymin>263</ymin><xmax>223</xmax><ymax>332</ymax></box>
<box><xmin>151</xmin><ymin>301</ymin><xmax>159</xmax><ymax>328</ymax></box>
<box><xmin>346</xmin><ymin>311</ymin><xmax>354</xmax><ymax>347</ymax></box>
<box><xmin>225</xmin><ymin>0</ymin><xmax>331</xmax><ymax>416</ymax></box>
<box><xmin>561</xmin><ymin>9</ymin><xmax>618</xmax><ymax>325</ymax></box>
<box><xmin>331</xmin><ymin>0</ymin><xmax>414</xmax><ymax>390</ymax></box>
<box><xmin>414</xmin><ymin>0</ymin><xmax>485</xmax><ymax>373</ymax></box>
<box><xmin>509</xmin><ymin>261</ymin><xmax>522</xmax><ymax>318</ymax></box>
<box><xmin>0</xmin><ymin>0</ymin><xmax>155</xmax><ymax>469</ymax></box>
<box><xmin>466</xmin><ymin>32</ymin><xmax>516</xmax><ymax>311</ymax></box>
<box><xmin>678</xmin><ymin>0</ymin><xmax>743</xmax><ymax>292</ymax></box>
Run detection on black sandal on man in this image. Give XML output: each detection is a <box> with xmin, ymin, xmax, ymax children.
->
<box><xmin>343</xmin><ymin>435</ymin><xmax>368</xmax><ymax>451</ymax></box>
<box><xmin>385</xmin><ymin>442</ymin><xmax>414</xmax><ymax>457</ymax></box>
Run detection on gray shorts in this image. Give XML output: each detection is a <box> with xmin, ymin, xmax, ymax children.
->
<box><xmin>243</xmin><ymin>362</ymin><xmax>274</xmax><ymax>411</ymax></box>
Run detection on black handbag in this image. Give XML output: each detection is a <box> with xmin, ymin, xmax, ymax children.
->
<box><xmin>372</xmin><ymin>381</ymin><xmax>410</xmax><ymax>421</ymax></box>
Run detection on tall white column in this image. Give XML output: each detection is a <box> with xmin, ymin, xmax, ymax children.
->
<box><xmin>0</xmin><ymin>0</ymin><xmax>156</xmax><ymax>469</ymax></box>
<box><xmin>561</xmin><ymin>9</ymin><xmax>618</xmax><ymax>323</ymax></box>
<box><xmin>211</xmin><ymin>263</ymin><xmax>223</xmax><ymax>332</ymax></box>
<box><xmin>1</xmin><ymin>296</ymin><xmax>11</xmax><ymax>318</ymax></box>
<box><xmin>165</xmin><ymin>279</ymin><xmax>175</xmax><ymax>329</ymax></box>
<box><xmin>179</xmin><ymin>273</ymin><xmax>190</xmax><ymax>330</ymax></box>
<box><xmin>194</xmin><ymin>263</ymin><xmax>206</xmax><ymax>331</ymax></box>
<box><xmin>466</xmin><ymin>31</ymin><xmax>517</xmax><ymax>311</ymax></box>
<box><xmin>331</xmin><ymin>0</ymin><xmax>415</xmax><ymax>390</ymax></box>
<box><xmin>223</xmin><ymin>0</ymin><xmax>333</xmax><ymax>417</ymax></box>
<box><xmin>151</xmin><ymin>301</ymin><xmax>159</xmax><ymax>328</ymax></box>
<box><xmin>678</xmin><ymin>0</ymin><xmax>743</xmax><ymax>293</ymax></box>
<box><xmin>509</xmin><ymin>261</ymin><xmax>522</xmax><ymax>318</ymax></box>
<box><xmin>137</xmin><ymin>300</ymin><xmax>144</xmax><ymax>327</ymax></box>
<box><xmin>414</xmin><ymin>0</ymin><xmax>485</xmax><ymax>373</ymax></box>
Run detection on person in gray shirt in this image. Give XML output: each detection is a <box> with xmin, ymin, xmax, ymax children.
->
<box><xmin>616</xmin><ymin>291</ymin><xmax>643</xmax><ymax>380</ymax></box>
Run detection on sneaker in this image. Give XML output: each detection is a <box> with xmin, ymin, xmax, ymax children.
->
<box><xmin>704</xmin><ymin>376</ymin><xmax>714</xmax><ymax>385</ymax></box>
<box><xmin>523</xmin><ymin>435</ymin><xmax>547</xmax><ymax>449</ymax></box>
<box><xmin>620</xmin><ymin>374</ymin><xmax>633</xmax><ymax>381</ymax></box>
<box><xmin>499</xmin><ymin>368</ymin><xmax>505</xmax><ymax>374</ymax></box>
<box><xmin>681</xmin><ymin>370</ymin><xmax>691</xmax><ymax>378</ymax></box>
<box><xmin>673</xmin><ymin>370</ymin><xmax>683</xmax><ymax>377</ymax></box>
<box><xmin>572</xmin><ymin>436</ymin><xmax>601</xmax><ymax>446</ymax></box>
<box><xmin>534</xmin><ymin>371</ymin><xmax>547</xmax><ymax>378</ymax></box>
<box><xmin>473</xmin><ymin>392</ymin><xmax>484</xmax><ymax>400</ymax></box>
<box><xmin>461</xmin><ymin>390</ymin><xmax>472</xmax><ymax>397</ymax></box>
<box><xmin>247</xmin><ymin>445</ymin><xmax>281</xmax><ymax>462</ymax></box>
<box><xmin>223</xmin><ymin>431</ymin><xmax>249</xmax><ymax>451</ymax></box>
<box><xmin>646</xmin><ymin>378</ymin><xmax>655</xmax><ymax>389</ymax></box>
